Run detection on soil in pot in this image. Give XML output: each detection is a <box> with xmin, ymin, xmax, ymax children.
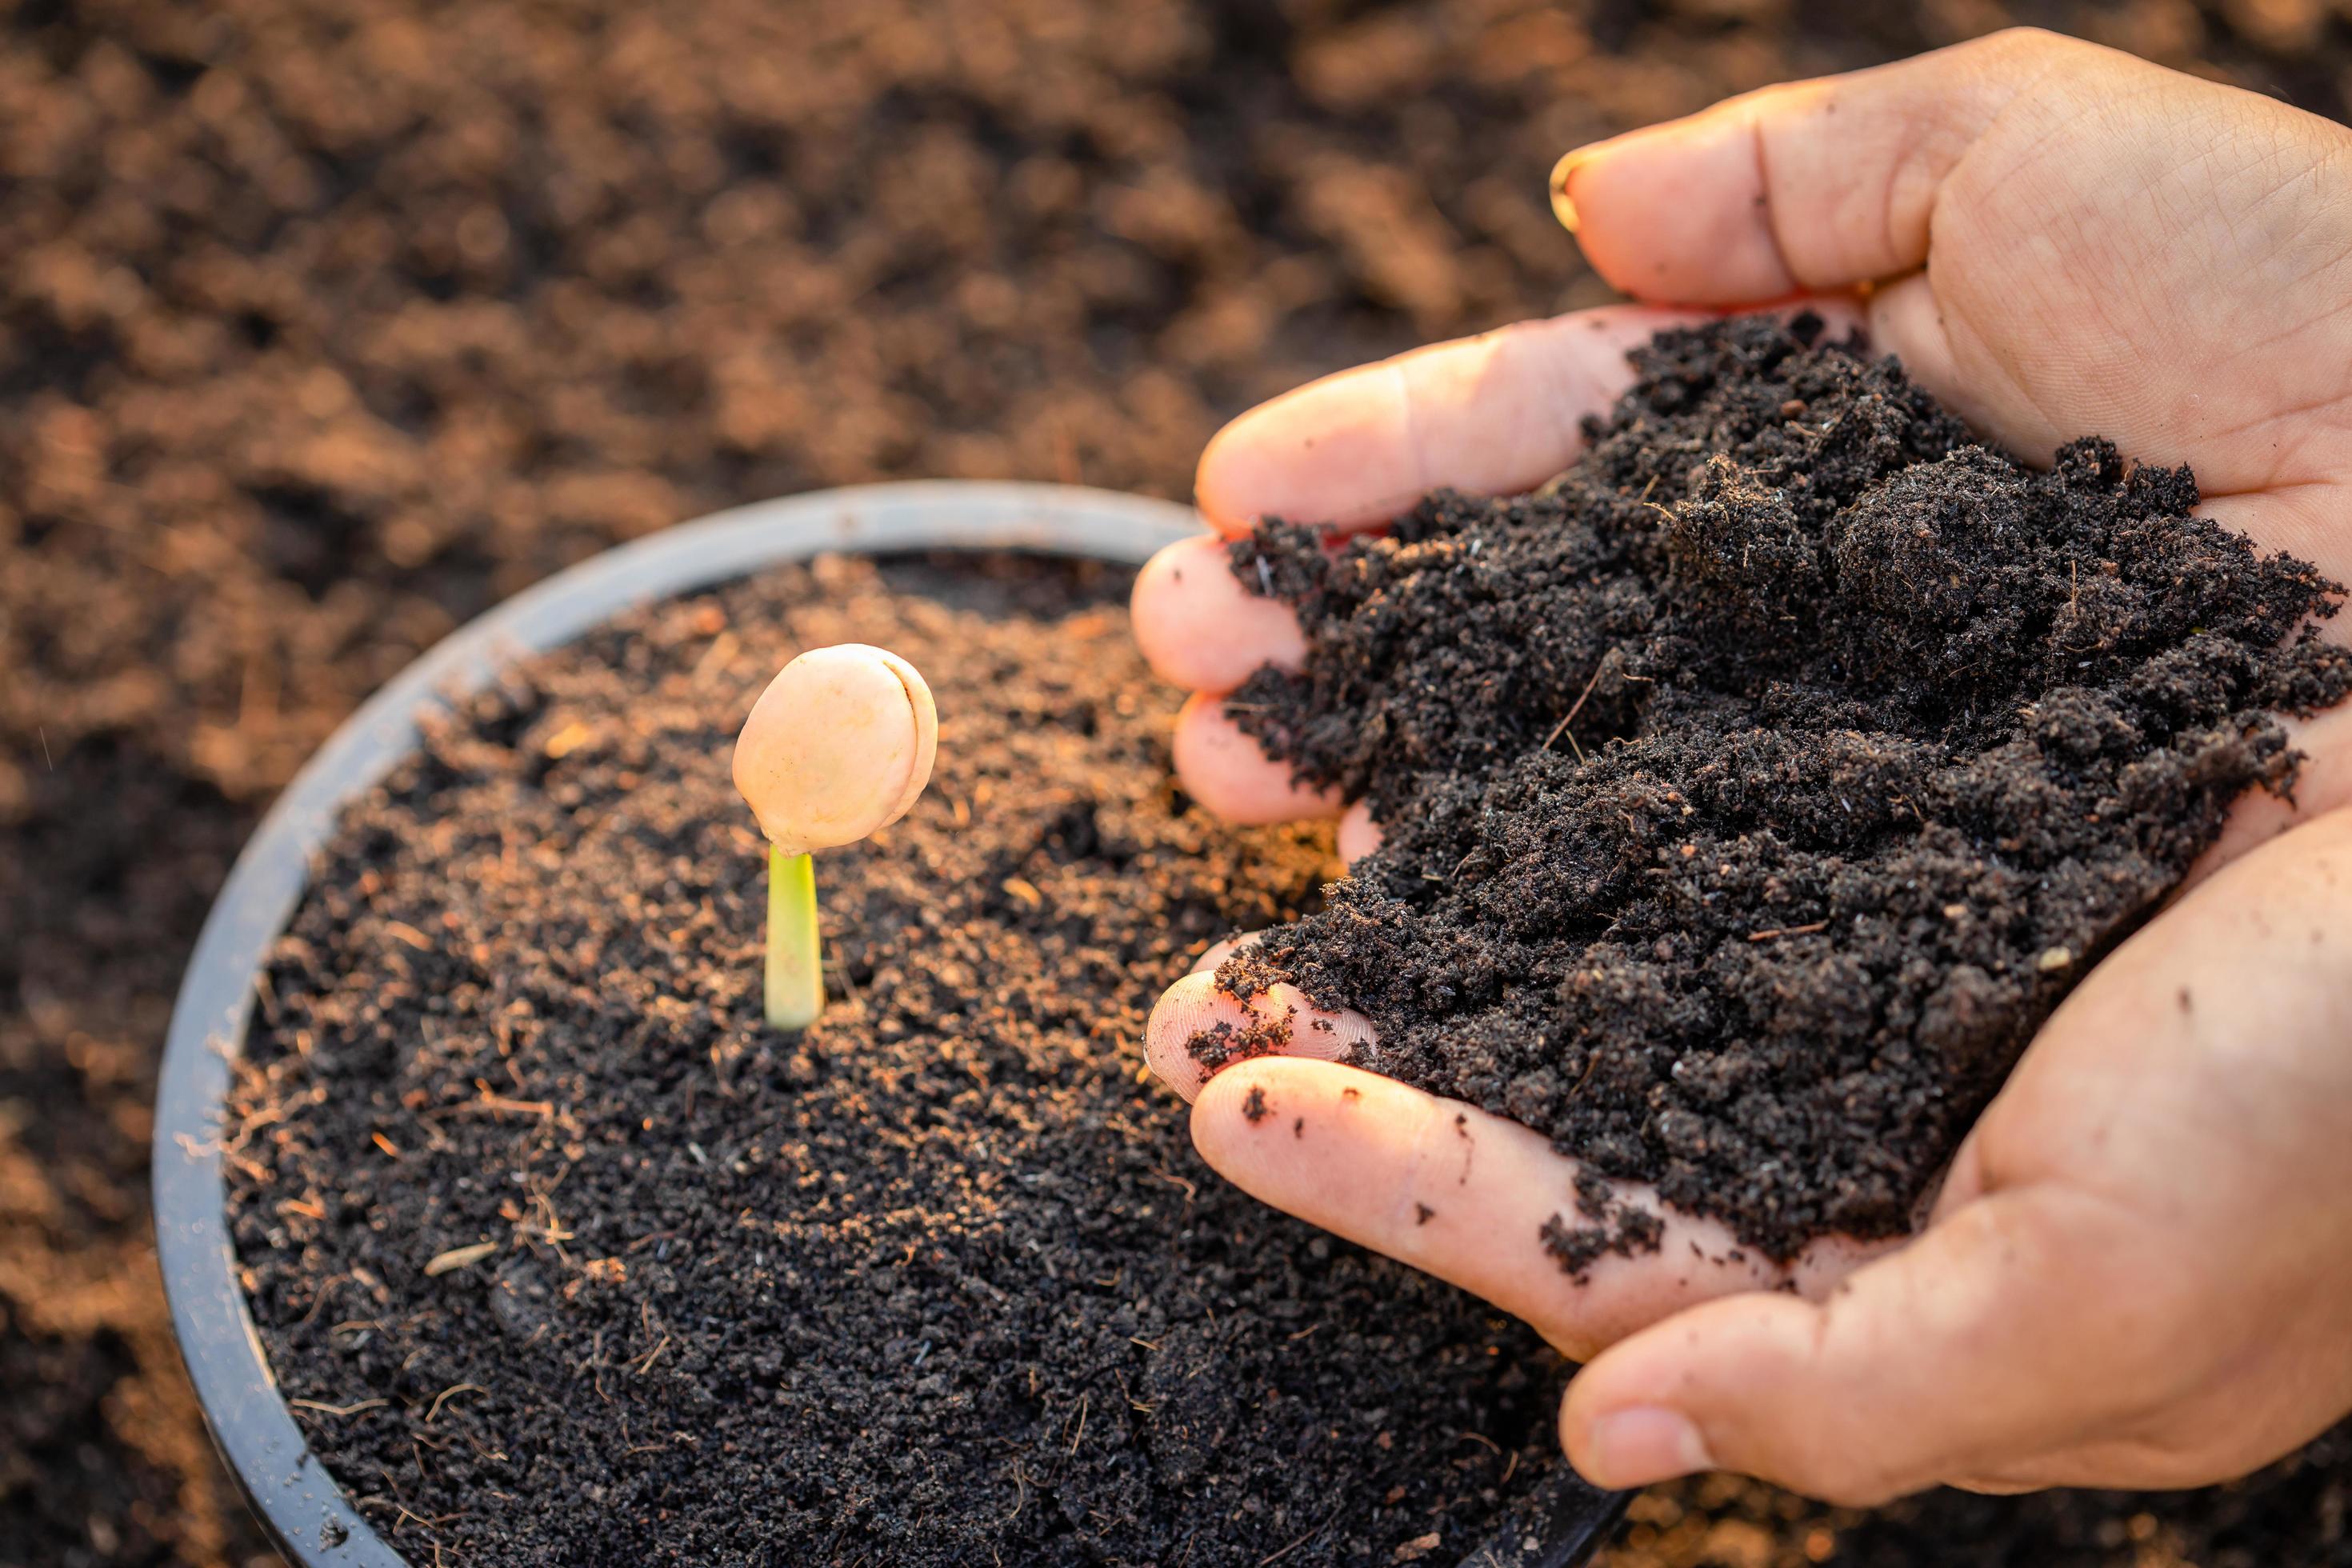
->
<box><xmin>221</xmin><ymin>554</ymin><xmax>1569</xmax><ymax>1567</ymax></box>
<box><xmin>1209</xmin><ymin>314</ymin><xmax>2352</xmax><ymax>1269</ymax></box>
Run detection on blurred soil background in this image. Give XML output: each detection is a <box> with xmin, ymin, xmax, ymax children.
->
<box><xmin>6</xmin><ymin>2</ymin><xmax>2352</xmax><ymax>1565</ymax></box>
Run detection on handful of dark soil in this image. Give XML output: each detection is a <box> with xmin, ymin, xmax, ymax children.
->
<box><xmin>1211</xmin><ymin>314</ymin><xmax>2352</xmax><ymax>1265</ymax></box>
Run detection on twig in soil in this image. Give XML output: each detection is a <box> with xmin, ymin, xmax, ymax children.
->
<box><xmin>217</xmin><ymin>1102</ymin><xmax>286</xmax><ymax>1154</ymax></box>
<box><xmin>423</xmin><ymin>1241</ymin><xmax>497</xmax><ymax>1277</ymax></box>
<box><xmin>1003</xmin><ymin>1460</ymin><xmax>1028</xmax><ymax>1523</ymax></box>
<box><xmin>424</xmin><ymin>1383</ymin><xmax>486</xmax><ymax>1422</ymax></box>
<box><xmin>1146</xmin><ymin>1165</ymin><xmax>1197</xmax><ymax>1202</ymax></box>
<box><xmin>290</xmin><ymin>1397</ymin><xmax>389</xmax><ymax>1418</ymax></box>
<box><xmin>383</xmin><ymin>920</ymin><xmax>432</xmax><ymax>951</ymax></box>
<box><xmin>295</xmin><ymin>1272</ymin><xmax>350</xmax><ymax>1327</ymax></box>
<box><xmin>1067</xmin><ymin>1393</ymin><xmax>1090</xmax><ymax>1455</ymax></box>
<box><xmin>436</xmin><ymin>1092</ymin><xmax>554</xmax><ymax>1119</ymax></box>
<box><xmin>1746</xmin><ymin>921</ymin><xmax>1830</xmax><ymax>942</ymax></box>
<box><xmin>1256</xmin><ymin>1505</ymin><xmax>1343</xmax><ymax>1566</ymax></box>
<box><xmin>1540</xmin><ymin>658</ymin><xmax>1610</xmax><ymax>756</ymax></box>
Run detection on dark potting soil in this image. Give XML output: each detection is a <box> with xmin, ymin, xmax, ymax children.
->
<box><xmin>222</xmin><ymin>554</ymin><xmax>1574</xmax><ymax>1568</ymax></box>
<box><xmin>1213</xmin><ymin>314</ymin><xmax>2352</xmax><ymax>1266</ymax></box>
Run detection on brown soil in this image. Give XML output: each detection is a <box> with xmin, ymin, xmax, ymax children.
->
<box><xmin>1210</xmin><ymin>315</ymin><xmax>2351</xmax><ymax>1265</ymax></box>
<box><xmin>11</xmin><ymin>2</ymin><xmax>2352</xmax><ymax>1565</ymax></box>
<box><xmin>223</xmin><ymin>556</ymin><xmax>1575</xmax><ymax>1566</ymax></box>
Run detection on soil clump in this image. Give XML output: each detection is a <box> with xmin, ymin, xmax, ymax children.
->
<box><xmin>1214</xmin><ymin>315</ymin><xmax>2351</xmax><ymax>1263</ymax></box>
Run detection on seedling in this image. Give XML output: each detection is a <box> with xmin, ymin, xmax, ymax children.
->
<box><xmin>733</xmin><ymin>644</ymin><xmax>937</xmax><ymax>1030</ymax></box>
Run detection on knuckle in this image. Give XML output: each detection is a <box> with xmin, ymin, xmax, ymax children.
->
<box><xmin>1971</xmin><ymin>26</ymin><xmax>2078</xmax><ymax>63</ymax></box>
<box><xmin>1950</xmin><ymin>26</ymin><xmax>2106</xmax><ymax>86</ymax></box>
<box><xmin>1786</xmin><ymin>1450</ymin><xmax>1922</xmax><ymax>1510</ymax></box>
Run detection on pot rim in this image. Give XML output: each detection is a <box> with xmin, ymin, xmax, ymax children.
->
<box><xmin>151</xmin><ymin>478</ymin><xmax>1625</xmax><ymax>1567</ymax></box>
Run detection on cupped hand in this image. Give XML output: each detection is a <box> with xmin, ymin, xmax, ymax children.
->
<box><xmin>1133</xmin><ymin>28</ymin><xmax>2352</xmax><ymax>1504</ymax></box>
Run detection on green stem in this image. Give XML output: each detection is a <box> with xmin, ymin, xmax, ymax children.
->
<box><xmin>765</xmin><ymin>846</ymin><xmax>824</xmax><ymax>1031</ymax></box>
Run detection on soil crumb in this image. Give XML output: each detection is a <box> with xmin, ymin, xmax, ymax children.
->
<box><xmin>223</xmin><ymin>556</ymin><xmax>1567</xmax><ymax>1567</ymax></box>
<box><xmin>1211</xmin><ymin>314</ymin><xmax>2351</xmax><ymax>1262</ymax></box>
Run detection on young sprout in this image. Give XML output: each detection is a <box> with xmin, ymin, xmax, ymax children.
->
<box><xmin>733</xmin><ymin>644</ymin><xmax>936</xmax><ymax>1030</ymax></box>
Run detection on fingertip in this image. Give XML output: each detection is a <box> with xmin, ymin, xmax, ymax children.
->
<box><xmin>1195</xmin><ymin>368</ymin><xmax>1423</xmax><ymax>537</ymax></box>
<box><xmin>1560</xmin><ymin>1399</ymin><xmax>1717</xmax><ymax>1492</ymax></box>
<box><xmin>1561</xmin><ymin>1288</ymin><xmax>1816</xmax><ymax>1457</ymax></box>
<box><xmin>1130</xmin><ymin>533</ymin><xmax>1307</xmax><ymax>692</ymax></box>
<box><xmin>1337</xmin><ymin>800</ymin><xmax>1383</xmax><ymax>868</ymax></box>
<box><xmin>1146</xmin><ymin>970</ymin><xmax>1365</xmax><ymax>1105</ymax></box>
<box><xmin>1144</xmin><ymin>972</ymin><xmax>1238</xmax><ymax>1102</ymax></box>
<box><xmin>1172</xmin><ymin>691</ymin><xmax>1345</xmax><ymax>825</ymax></box>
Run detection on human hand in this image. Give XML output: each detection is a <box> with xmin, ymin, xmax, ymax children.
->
<box><xmin>1131</xmin><ymin>28</ymin><xmax>2352</xmax><ymax>1503</ymax></box>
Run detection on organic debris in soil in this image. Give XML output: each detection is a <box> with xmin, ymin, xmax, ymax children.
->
<box><xmin>1210</xmin><ymin>314</ymin><xmax>2352</xmax><ymax>1265</ymax></box>
<box><xmin>223</xmin><ymin>558</ymin><xmax>1568</xmax><ymax>1568</ymax></box>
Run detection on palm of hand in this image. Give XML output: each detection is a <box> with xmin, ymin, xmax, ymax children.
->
<box><xmin>1131</xmin><ymin>30</ymin><xmax>2352</xmax><ymax>1504</ymax></box>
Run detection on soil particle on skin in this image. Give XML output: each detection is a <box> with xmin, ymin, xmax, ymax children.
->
<box><xmin>1210</xmin><ymin>314</ymin><xmax>2352</xmax><ymax>1263</ymax></box>
<box><xmin>223</xmin><ymin>558</ymin><xmax>1567</xmax><ymax>1567</ymax></box>
<box><xmin>1195</xmin><ymin>1006</ymin><xmax>1299</xmax><ymax>1073</ymax></box>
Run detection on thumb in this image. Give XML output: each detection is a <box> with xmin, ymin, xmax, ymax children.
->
<box><xmin>1550</xmin><ymin>27</ymin><xmax>2114</xmax><ymax>303</ymax></box>
<box><xmin>1558</xmin><ymin>1185</ymin><xmax>2140</xmax><ymax>1506</ymax></box>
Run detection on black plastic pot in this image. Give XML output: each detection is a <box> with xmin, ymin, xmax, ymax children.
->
<box><xmin>153</xmin><ymin>480</ymin><xmax>1630</xmax><ymax>1568</ymax></box>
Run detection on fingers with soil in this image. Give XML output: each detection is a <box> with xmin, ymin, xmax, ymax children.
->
<box><xmin>1192</xmin><ymin>305</ymin><xmax>1712</xmax><ymax>536</ymax></box>
<box><xmin>1143</xmin><ymin>971</ymin><xmax>1363</xmax><ymax>1101</ymax></box>
<box><xmin>2200</xmin><ymin>490</ymin><xmax>2352</xmax><ymax>604</ymax></box>
<box><xmin>1171</xmin><ymin>691</ymin><xmax>1345</xmax><ymax>824</ymax></box>
<box><xmin>1562</xmin><ymin>809</ymin><xmax>2352</xmax><ymax>1501</ymax></box>
<box><xmin>1190</xmin><ymin>1057</ymin><xmax>1836</xmax><ymax>1362</ymax></box>
<box><xmin>1562</xmin><ymin>1188</ymin><xmax>2139</xmax><ymax>1503</ymax></box>
<box><xmin>2178</xmin><ymin>489</ymin><xmax>2352</xmax><ymax>883</ymax></box>
<box><xmin>1130</xmin><ymin>532</ymin><xmax>1308</xmax><ymax>693</ymax></box>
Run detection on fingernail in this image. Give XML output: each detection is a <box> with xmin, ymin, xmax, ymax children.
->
<box><xmin>1581</xmin><ymin>1407</ymin><xmax>1713</xmax><ymax>1488</ymax></box>
<box><xmin>1549</xmin><ymin>146</ymin><xmax>1594</xmax><ymax>232</ymax></box>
